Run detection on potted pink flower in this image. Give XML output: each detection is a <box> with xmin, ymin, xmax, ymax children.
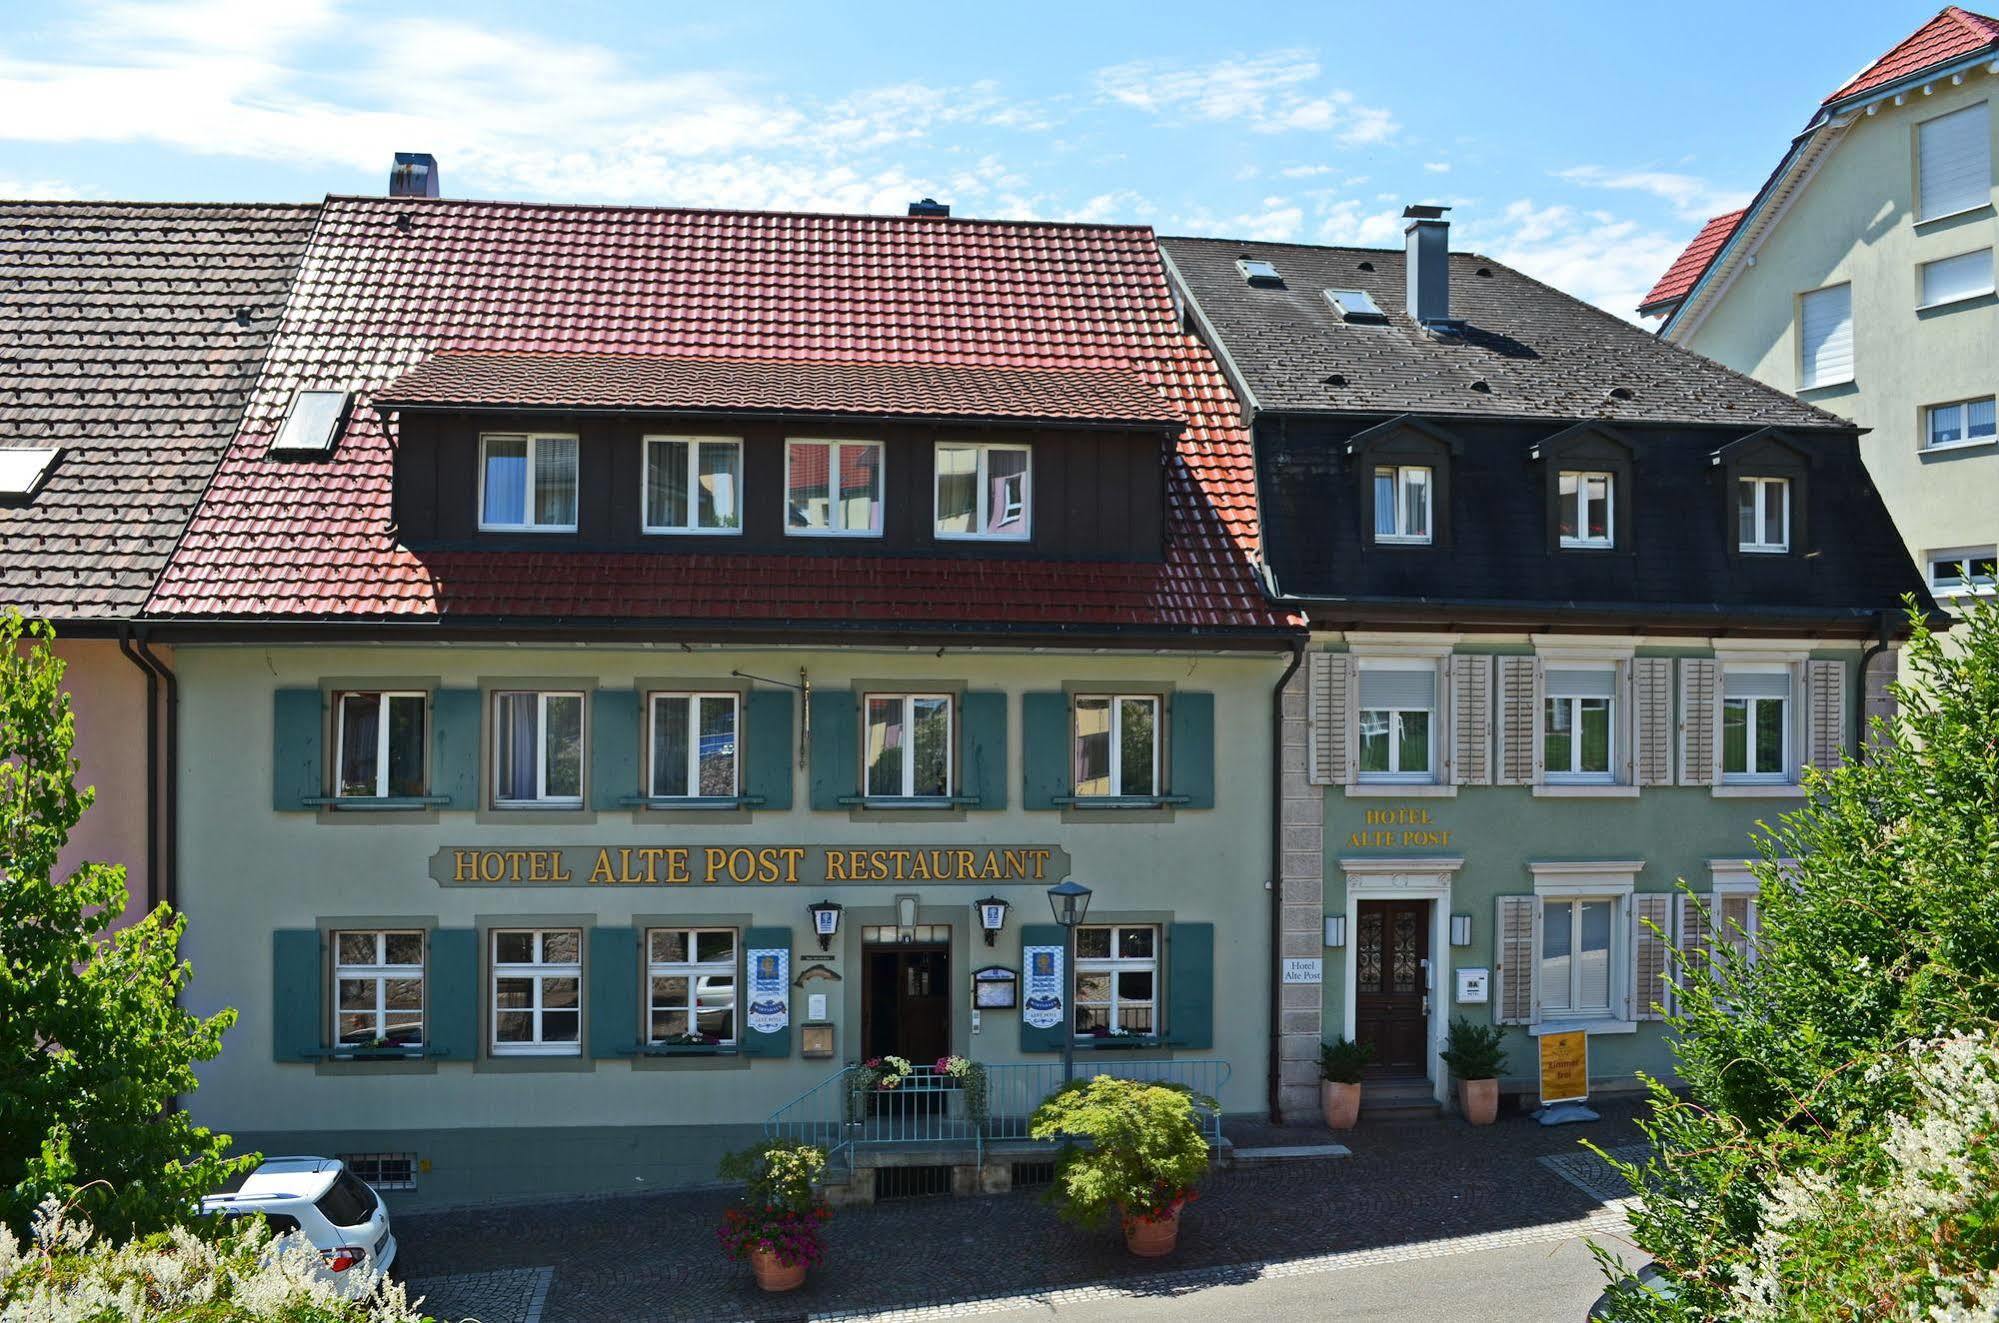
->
<box><xmin>716</xmin><ymin>1140</ymin><xmax>832</xmax><ymax>1292</ymax></box>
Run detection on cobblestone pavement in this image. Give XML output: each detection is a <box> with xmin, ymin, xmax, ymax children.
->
<box><xmin>395</xmin><ymin>1098</ymin><xmax>1649</xmax><ymax>1322</ymax></box>
<box><xmin>404</xmin><ymin>1266</ymin><xmax>552</xmax><ymax>1323</ymax></box>
<box><xmin>1539</xmin><ymin>1143</ymin><xmax>1654</xmax><ymax>1204</ymax></box>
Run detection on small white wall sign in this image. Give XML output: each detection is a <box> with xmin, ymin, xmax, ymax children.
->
<box><xmin>1282</xmin><ymin>958</ymin><xmax>1323</xmax><ymax>985</ymax></box>
<box><xmin>807</xmin><ymin>993</ymin><xmax>828</xmax><ymax>1021</ymax></box>
<box><xmin>1455</xmin><ymin>966</ymin><xmax>1490</xmax><ymax>1004</ymax></box>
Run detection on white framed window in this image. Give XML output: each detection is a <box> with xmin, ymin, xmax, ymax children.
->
<box><xmin>479</xmin><ymin>433</ymin><xmax>578</xmax><ymax>532</ymax></box>
<box><xmin>491</xmin><ymin>928</ymin><xmax>581</xmax><ymax>1055</ymax></box>
<box><xmin>1357</xmin><ymin>663</ymin><xmax>1435</xmax><ymax>783</ymax></box>
<box><xmin>786</xmin><ymin>439</ymin><xmax>883</xmax><ymax>536</ymax></box>
<box><xmin>1736</xmin><ymin>476</ymin><xmax>1790</xmax><ymax>553</ymax></box>
<box><xmin>642</xmin><ymin>436</ymin><xmax>741</xmax><ymax>534</ymax></box>
<box><xmin>646</xmin><ymin>928</ymin><xmax>738</xmax><ymax>1044</ymax></box>
<box><xmin>1074</xmin><ymin>925</ymin><xmax>1157</xmax><ymax>1037</ymax></box>
<box><xmin>1557</xmin><ymin>471</ymin><xmax>1614</xmax><ymax>548</ymax></box>
<box><xmin>1918</xmin><ymin>102</ymin><xmax>1992</xmax><ymax>223</ymax></box>
<box><xmin>1919</xmin><ymin>248</ymin><xmax>1994</xmax><ymax>309</ymax></box>
<box><xmin>333</xmin><ymin>930</ymin><xmax>424</xmax><ymax>1049</ymax></box>
<box><xmin>1543</xmin><ymin>667</ymin><xmax>1615</xmax><ymax>783</ymax></box>
<box><xmin>1540</xmin><ymin>897</ymin><xmax>1618</xmax><ymax>1019</ymax></box>
<box><xmin>1927</xmin><ymin>545</ymin><xmax>1999</xmax><ymax>596</ymax></box>
<box><xmin>492</xmin><ymin>690</ymin><xmax>584</xmax><ymax>807</ymax></box>
<box><xmin>935</xmin><ymin>442</ymin><xmax>1030</xmax><ymax>540</ymax></box>
<box><xmin>1924</xmin><ymin>397</ymin><xmax>1997</xmax><ymax>451</ymax></box>
<box><xmin>864</xmin><ymin>693</ymin><xmax>952</xmax><ymax>799</ymax></box>
<box><xmin>648</xmin><ymin>692</ymin><xmax>738</xmax><ymax>799</ymax></box>
<box><xmin>1722</xmin><ymin>669</ymin><xmax>1790</xmax><ymax>783</ymax></box>
<box><xmin>1799</xmin><ymin>283</ymin><xmax>1854</xmax><ymax>389</ymax></box>
<box><xmin>1073</xmin><ymin>694</ymin><xmax>1160</xmax><ymax>798</ymax></box>
<box><xmin>1372</xmin><ymin>464</ymin><xmax>1433</xmax><ymax>544</ymax></box>
<box><xmin>335</xmin><ymin>691</ymin><xmax>427</xmax><ymax>798</ymax></box>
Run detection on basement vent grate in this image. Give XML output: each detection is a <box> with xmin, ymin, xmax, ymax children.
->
<box><xmin>1010</xmin><ymin>1161</ymin><xmax>1057</xmax><ymax>1189</ymax></box>
<box><xmin>874</xmin><ymin>1165</ymin><xmax>954</xmax><ymax>1201</ymax></box>
<box><xmin>340</xmin><ymin>1152</ymin><xmax>418</xmax><ymax>1192</ymax></box>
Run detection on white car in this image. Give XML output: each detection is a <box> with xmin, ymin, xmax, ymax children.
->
<box><xmin>203</xmin><ymin>1157</ymin><xmax>399</xmax><ymax>1295</ymax></box>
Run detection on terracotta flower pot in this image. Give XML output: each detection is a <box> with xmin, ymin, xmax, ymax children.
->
<box><xmin>1122</xmin><ymin>1206</ymin><xmax>1181</xmax><ymax>1258</ymax></box>
<box><xmin>749</xmin><ymin>1247</ymin><xmax>808</xmax><ymax>1292</ymax></box>
<box><xmin>1458</xmin><ymin>1077</ymin><xmax>1499</xmax><ymax>1126</ymax></box>
<box><xmin>1320</xmin><ymin>1080</ymin><xmax>1362</xmax><ymax>1129</ymax></box>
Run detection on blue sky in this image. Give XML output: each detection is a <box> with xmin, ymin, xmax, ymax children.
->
<box><xmin>0</xmin><ymin>0</ymin><xmax>1958</xmax><ymax>316</ymax></box>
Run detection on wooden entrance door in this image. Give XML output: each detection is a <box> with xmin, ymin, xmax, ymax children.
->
<box><xmin>1354</xmin><ymin>899</ymin><xmax>1430</xmax><ymax>1074</ymax></box>
<box><xmin>862</xmin><ymin>945</ymin><xmax>951</xmax><ymax>1063</ymax></box>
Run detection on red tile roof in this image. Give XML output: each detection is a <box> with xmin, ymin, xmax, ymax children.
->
<box><xmin>376</xmin><ymin>353</ymin><xmax>1182</xmax><ymax>428</ymax></box>
<box><xmin>1824</xmin><ymin>6</ymin><xmax>1999</xmax><ymax>104</ymax></box>
<box><xmin>1638</xmin><ymin>209</ymin><xmax>1746</xmax><ymax>315</ymax></box>
<box><xmin>151</xmin><ymin>199</ymin><xmax>1284</xmax><ymax>633</ymax></box>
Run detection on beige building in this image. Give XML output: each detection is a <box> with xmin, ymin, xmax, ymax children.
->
<box><xmin>1643</xmin><ymin>7</ymin><xmax>1999</xmax><ymax>605</ymax></box>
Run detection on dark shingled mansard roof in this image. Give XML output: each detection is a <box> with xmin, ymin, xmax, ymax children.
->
<box><xmin>1157</xmin><ymin>236</ymin><xmax>1845</xmax><ymax>430</ymax></box>
<box><xmin>0</xmin><ymin>202</ymin><xmax>319</xmax><ymax>619</ymax></box>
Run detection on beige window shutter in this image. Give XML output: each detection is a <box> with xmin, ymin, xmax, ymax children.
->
<box><xmin>1632</xmin><ymin>657</ymin><xmax>1674</xmax><ymax>786</ymax></box>
<box><xmin>1678</xmin><ymin>658</ymin><xmax>1718</xmax><ymax>786</ymax></box>
<box><xmin>1673</xmin><ymin>892</ymin><xmax>1714</xmax><ymax>1017</ymax></box>
<box><xmin>1495</xmin><ymin>656</ymin><xmax>1537</xmax><ymax>786</ymax></box>
<box><xmin>1307</xmin><ymin>652</ymin><xmax>1355</xmax><ymax>786</ymax></box>
<box><xmin>1807</xmin><ymin>659</ymin><xmax>1846</xmax><ymax>773</ymax></box>
<box><xmin>1493</xmin><ymin>894</ymin><xmax>1537</xmax><ymax>1025</ymax></box>
<box><xmin>1632</xmin><ymin>893</ymin><xmax>1672</xmax><ymax>1021</ymax></box>
<box><xmin>1452</xmin><ymin>654</ymin><xmax>1493</xmax><ymax>786</ymax></box>
<box><xmin>1863</xmin><ymin>646</ymin><xmax>1899</xmax><ymax>753</ymax></box>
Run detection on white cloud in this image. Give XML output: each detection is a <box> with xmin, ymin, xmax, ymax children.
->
<box><xmin>1462</xmin><ymin>200</ymin><xmax>1690</xmax><ymax>322</ymax></box>
<box><xmin>1093</xmin><ymin>50</ymin><xmax>1397</xmax><ymax>145</ymax></box>
<box><xmin>1423</xmin><ymin>161</ymin><xmax>1451</xmax><ymax>174</ymax></box>
<box><xmin>1555</xmin><ymin>165</ymin><xmax>1752</xmax><ymax>221</ymax></box>
<box><xmin>1279</xmin><ymin>164</ymin><xmax>1333</xmax><ymax>179</ymax></box>
<box><xmin>0</xmin><ymin>177</ymin><xmax>94</xmax><ymax>199</ymax></box>
<box><xmin>1315</xmin><ymin>200</ymin><xmax>1403</xmax><ymax>247</ymax></box>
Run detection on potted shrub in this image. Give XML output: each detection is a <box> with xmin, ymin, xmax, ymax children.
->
<box><xmin>1318</xmin><ymin>1036</ymin><xmax>1372</xmax><ymax>1128</ymax></box>
<box><xmin>1028</xmin><ymin>1075</ymin><xmax>1213</xmax><ymax>1258</ymax></box>
<box><xmin>1441</xmin><ymin>1016</ymin><xmax>1509</xmax><ymax>1125</ymax></box>
<box><xmin>716</xmin><ymin>1140</ymin><xmax>831</xmax><ymax>1292</ymax></box>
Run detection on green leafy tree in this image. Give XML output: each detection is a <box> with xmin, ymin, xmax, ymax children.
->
<box><xmin>1594</xmin><ymin>597</ymin><xmax>1999</xmax><ymax>1319</ymax></box>
<box><xmin>1029</xmin><ymin>1075</ymin><xmax>1214</xmax><ymax>1227</ymax></box>
<box><xmin>0</xmin><ymin>611</ymin><xmax>251</xmax><ymax>1239</ymax></box>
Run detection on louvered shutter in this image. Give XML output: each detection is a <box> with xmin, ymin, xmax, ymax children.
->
<box><xmin>1307</xmin><ymin>652</ymin><xmax>1354</xmax><ymax>786</ymax></box>
<box><xmin>1632</xmin><ymin>658</ymin><xmax>1674</xmax><ymax>786</ymax></box>
<box><xmin>1678</xmin><ymin>659</ymin><xmax>1718</xmax><ymax>786</ymax></box>
<box><xmin>1806</xmin><ymin>659</ymin><xmax>1846</xmax><ymax>774</ymax></box>
<box><xmin>1673</xmin><ymin>893</ymin><xmax>1714</xmax><ymax>1017</ymax></box>
<box><xmin>1495</xmin><ymin>657</ymin><xmax>1538</xmax><ymax>786</ymax></box>
<box><xmin>1493</xmin><ymin>895</ymin><xmax>1537</xmax><ymax>1025</ymax></box>
<box><xmin>1918</xmin><ymin>102</ymin><xmax>1991</xmax><ymax>222</ymax></box>
<box><xmin>1863</xmin><ymin>648</ymin><xmax>1898</xmax><ymax>754</ymax></box>
<box><xmin>1799</xmin><ymin>284</ymin><xmax>1853</xmax><ymax>389</ymax></box>
<box><xmin>1452</xmin><ymin>654</ymin><xmax>1492</xmax><ymax>786</ymax></box>
<box><xmin>1631</xmin><ymin>894</ymin><xmax>1671</xmax><ymax>1021</ymax></box>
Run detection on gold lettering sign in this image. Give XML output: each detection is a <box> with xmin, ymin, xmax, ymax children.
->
<box><xmin>1345</xmin><ymin>805</ymin><xmax>1453</xmax><ymax>850</ymax></box>
<box><xmin>430</xmin><ymin>845</ymin><xmax>1067</xmax><ymax>888</ymax></box>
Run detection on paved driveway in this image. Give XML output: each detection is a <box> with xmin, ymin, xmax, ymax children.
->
<box><xmin>398</xmin><ymin>1098</ymin><xmax>1651</xmax><ymax>1322</ymax></box>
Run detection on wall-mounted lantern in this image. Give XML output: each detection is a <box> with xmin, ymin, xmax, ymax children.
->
<box><xmin>1450</xmin><ymin>913</ymin><xmax>1473</xmax><ymax>948</ymax></box>
<box><xmin>808</xmin><ymin>899</ymin><xmax>844</xmax><ymax>952</ymax></box>
<box><xmin>1324</xmin><ymin>915</ymin><xmax>1346</xmax><ymax>948</ymax></box>
<box><xmin>976</xmin><ymin>895</ymin><xmax>1011</xmax><ymax>946</ymax></box>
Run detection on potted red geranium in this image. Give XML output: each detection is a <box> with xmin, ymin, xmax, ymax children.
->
<box><xmin>716</xmin><ymin>1140</ymin><xmax>832</xmax><ymax>1292</ymax></box>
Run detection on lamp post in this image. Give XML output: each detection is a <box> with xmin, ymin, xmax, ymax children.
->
<box><xmin>1046</xmin><ymin>879</ymin><xmax>1093</xmax><ymax>1084</ymax></box>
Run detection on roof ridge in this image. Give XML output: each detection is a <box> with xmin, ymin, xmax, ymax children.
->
<box><xmin>0</xmin><ymin>199</ymin><xmax>321</xmax><ymax>212</ymax></box>
<box><xmin>321</xmin><ymin>193</ymin><xmax>1157</xmax><ymax>236</ymax></box>
<box><xmin>409</xmin><ymin>349</ymin><xmax>1149</xmax><ymax>372</ymax></box>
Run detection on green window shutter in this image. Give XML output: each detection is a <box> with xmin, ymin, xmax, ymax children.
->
<box><xmin>590</xmin><ymin>689</ymin><xmax>639</xmax><ymax>811</ymax></box>
<box><xmin>740</xmin><ymin>926</ymin><xmax>793</xmax><ymax>1058</ymax></box>
<box><xmin>1019</xmin><ymin>923</ymin><xmax>1068</xmax><ymax>1053</ymax></box>
<box><xmin>744</xmin><ymin>689</ymin><xmax>794</xmax><ymax>810</ymax></box>
<box><xmin>959</xmin><ymin>691</ymin><xmax>1008</xmax><ymax>810</ymax></box>
<box><xmin>1166</xmin><ymin>922</ymin><xmax>1215</xmax><ymax>1049</ymax></box>
<box><xmin>271</xmin><ymin>688</ymin><xmax>323</xmax><ymax>811</ymax></box>
<box><xmin>271</xmin><ymin>929</ymin><xmax>323</xmax><ymax>1060</ymax></box>
<box><xmin>1169</xmin><ymin>691</ymin><xmax>1216</xmax><ymax>809</ymax></box>
<box><xmin>427</xmin><ymin>928</ymin><xmax>479</xmax><ymax>1061</ymax></box>
<box><xmin>431</xmin><ymin>688</ymin><xmax>482</xmax><ymax>809</ymax></box>
<box><xmin>589</xmin><ymin>926</ymin><xmax>639</xmax><ymax>1059</ymax></box>
<box><xmin>808</xmin><ymin>690</ymin><xmax>859</xmax><ymax>811</ymax></box>
<box><xmin>1021</xmin><ymin>692</ymin><xmax>1069</xmax><ymax>811</ymax></box>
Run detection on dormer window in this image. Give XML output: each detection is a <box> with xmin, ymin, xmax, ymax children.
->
<box><xmin>1557</xmin><ymin>471</ymin><xmax>1614</xmax><ymax>549</ymax></box>
<box><xmin>1372</xmin><ymin>465</ymin><xmax>1432</xmax><ymax>544</ymax></box>
<box><xmin>643</xmin><ymin>436</ymin><xmax>741</xmax><ymax>534</ymax></box>
<box><xmin>480</xmin><ymin>433</ymin><xmax>578</xmax><ymax>532</ymax></box>
<box><xmin>935</xmin><ymin>441</ymin><xmax>1030</xmax><ymax>540</ymax></box>
<box><xmin>786</xmin><ymin>439</ymin><xmax>882</xmax><ymax>537</ymax></box>
<box><xmin>1737</xmin><ymin>476</ymin><xmax>1789</xmax><ymax>553</ymax></box>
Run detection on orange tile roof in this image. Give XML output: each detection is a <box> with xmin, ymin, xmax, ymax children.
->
<box><xmin>1825</xmin><ymin>6</ymin><xmax>1999</xmax><ymax>105</ymax></box>
<box><xmin>1638</xmin><ymin>209</ymin><xmax>1746</xmax><ymax>315</ymax></box>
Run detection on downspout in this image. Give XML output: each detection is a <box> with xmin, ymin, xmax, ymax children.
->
<box><xmin>132</xmin><ymin>632</ymin><xmax>179</xmax><ymax>912</ymax></box>
<box><xmin>1856</xmin><ymin>610</ymin><xmax>1892</xmax><ymax>764</ymax></box>
<box><xmin>1268</xmin><ymin>633</ymin><xmax>1306</xmax><ymax>1123</ymax></box>
<box><xmin>116</xmin><ymin>625</ymin><xmax>161</xmax><ymax>911</ymax></box>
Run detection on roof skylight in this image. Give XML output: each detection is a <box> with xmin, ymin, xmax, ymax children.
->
<box><xmin>1236</xmin><ymin>258</ymin><xmax>1284</xmax><ymax>286</ymax></box>
<box><xmin>270</xmin><ymin>390</ymin><xmax>350</xmax><ymax>455</ymax></box>
<box><xmin>0</xmin><ymin>446</ymin><xmax>60</xmax><ymax>498</ymax></box>
<box><xmin>1324</xmin><ymin>288</ymin><xmax>1387</xmax><ymax>321</ymax></box>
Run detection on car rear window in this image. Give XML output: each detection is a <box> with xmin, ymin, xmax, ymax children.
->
<box><xmin>222</xmin><ymin>1210</ymin><xmax>301</xmax><ymax>1235</ymax></box>
<box><xmin>314</xmin><ymin>1172</ymin><xmax>378</xmax><ymax>1226</ymax></box>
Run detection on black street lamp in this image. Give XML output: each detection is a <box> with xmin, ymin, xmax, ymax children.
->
<box><xmin>1046</xmin><ymin>879</ymin><xmax>1093</xmax><ymax>1082</ymax></box>
<box><xmin>976</xmin><ymin>895</ymin><xmax>1011</xmax><ymax>947</ymax></box>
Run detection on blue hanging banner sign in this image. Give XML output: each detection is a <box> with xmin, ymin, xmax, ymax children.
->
<box><xmin>747</xmin><ymin>948</ymin><xmax>791</xmax><ymax>1035</ymax></box>
<box><xmin>1023</xmin><ymin>945</ymin><xmax>1064</xmax><ymax>1030</ymax></box>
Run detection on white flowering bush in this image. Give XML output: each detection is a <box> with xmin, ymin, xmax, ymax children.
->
<box><xmin>0</xmin><ymin>1196</ymin><xmax>435</xmax><ymax>1322</ymax></box>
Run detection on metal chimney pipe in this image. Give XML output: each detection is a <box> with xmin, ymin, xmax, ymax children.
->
<box><xmin>390</xmin><ymin>153</ymin><xmax>440</xmax><ymax>199</ymax></box>
<box><xmin>1403</xmin><ymin>204</ymin><xmax>1452</xmax><ymax>326</ymax></box>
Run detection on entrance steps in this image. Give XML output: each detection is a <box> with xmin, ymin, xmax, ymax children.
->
<box><xmin>817</xmin><ymin>1135</ymin><xmax>1237</xmax><ymax>1207</ymax></box>
<box><xmin>1359</xmin><ymin>1077</ymin><xmax>1443</xmax><ymax>1121</ymax></box>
